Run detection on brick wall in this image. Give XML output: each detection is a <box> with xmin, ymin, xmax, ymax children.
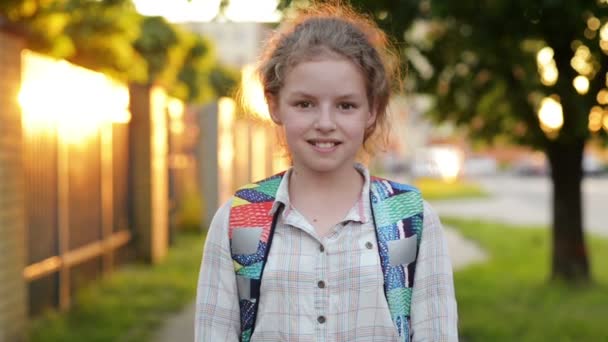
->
<box><xmin>0</xmin><ymin>31</ymin><xmax>27</xmax><ymax>342</ymax></box>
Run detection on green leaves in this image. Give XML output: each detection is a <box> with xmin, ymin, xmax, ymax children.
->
<box><xmin>277</xmin><ymin>0</ymin><xmax>608</xmax><ymax>144</ymax></box>
<box><xmin>2</xmin><ymin>0</ymin><xmax>239</xmax><ymax>104</ymax></box>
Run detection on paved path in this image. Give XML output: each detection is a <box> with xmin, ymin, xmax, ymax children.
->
<box><xmin>431</xmin><ymin>174</ymin><xmax>608</xmax><ymax>237</ymax></box>
<box><xmin>153</xmin><ymin>301</ymin><xmax>196</xmax><ymax>342</ymax></box>
<box><xmin>443</xmin><ymin>226</ymin><xmax>488</xmax><ymax>270</ymax></box>
<box><xmin>151</xmin><ymin>225</ymin><xmax>487</xmax><ymax>342</ymax></box>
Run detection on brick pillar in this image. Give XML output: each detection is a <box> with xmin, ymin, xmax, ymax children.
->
<box><xmin>0</xmin><ymin>31</ymin><xmax>27</xmax><ymax>342</ymax></box>
<box><xmin>128</xmin><ymin>84</ymin><xmax>169</xmax><ymax>264</ymax></box>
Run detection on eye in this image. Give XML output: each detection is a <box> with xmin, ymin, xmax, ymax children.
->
<box><xmin>294</xmin><ymin>101</ymin><xmax>313</xmax><ymax>109</ymax></box>
<box><xmin>338</xmin><ymin>102</ymin><xmax>357</xmax><ymax>110</ymax></box>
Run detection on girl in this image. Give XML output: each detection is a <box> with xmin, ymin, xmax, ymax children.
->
<box><xmin>195</xmin><ymin>4</ymin><xmax>458</xmax><ymax>341</ymax></box>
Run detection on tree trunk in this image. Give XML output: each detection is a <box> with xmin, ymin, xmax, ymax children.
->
<box><xmin>546</xmin><ymin>140</ymin><xmax>590</xmax><ymax>283</ymax></box>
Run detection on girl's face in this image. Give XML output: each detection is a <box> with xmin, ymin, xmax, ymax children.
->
<box><xmin>268</xmin><ymin>56</ymin><xmax>376</xmax><ymax>176</ymax></box>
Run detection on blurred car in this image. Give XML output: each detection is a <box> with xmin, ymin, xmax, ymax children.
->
<box><xmin>583</xmin><ymin>153</ymin><xmax>606</xmax><ymax>176</ymax></box>
<box><xmin>512</xmin><ymin>152</ymin><xmax>606</xmax><ymax>177</ymax></box>
<box><xmin>511</xmin><ymin>154</ymin><xmax>549</xmax><ymax>176</ymax></box>
<box><xmin>462</xmin><ymin>156</ymin><xmax>498</xmax><ymax>177</ymax></box>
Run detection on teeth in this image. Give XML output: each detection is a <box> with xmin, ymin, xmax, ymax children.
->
<box><xmin>315</xmin><ymin>142</ymin><xmax>336</xmax><ymax>148</ymax></box>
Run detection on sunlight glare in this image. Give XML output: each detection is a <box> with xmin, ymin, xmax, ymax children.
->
<box><xmin>19</xmin><ymin>51</ymin><xmax>130</xmax><ymax>143</ymax></box>
<box><xmin>573</xmin><ymin>75</ymin><xmax>590</xmax><ymax>94</ymax></box>
<box><xmin>589</xmin><ymin>106</ymin><xmax>603</xmax><ymax>132</ymax></box>
<box><xmin>241</xmin><ymin>64</ymin><xmax>271</xmax><ymax>121</ymax></box>
<box><xmin>224</xmin><ymin>0</ymin><xmax>281</xmax><ymax>22</ymax></box>
<box><xmin>540</xmin><ymin>62</ymin><xmax>558</xmax><ymax>86</ymax></box>
<box><xmin>600</xmin><ymin>23</ymin><xmax>608</xmax><ymax>41</ymax></box>
<box><xmin>537</xmin><ymin>47</ymin><xmax>558</xmax><ymax>86</ymax></box>
<box><xmin>538</xmin><ymin>96</ymin><xmax>564</xmax><ymax>134</ymax></box>
<box><xmin>597</xmin><ymin>89</ymin><xmax>608</xmax><ymax>104</ymax></box>
<box><xmin>218</xmin><ymin>97</ymin><xmax>236</xmax><ymax>204</ymax></box>
<box><xmin>588</xmin><ymin>17</ymin><xmax>601</xmax><ymax>31</ymax></box>
<box><xmin>536</xmin><ymin>47</ymin><xmax>554</xmax><ymax>65</ymax></box>
<box><xmin>133</xmin><ymin>0</ymin><xmax>220</xmax><ymax>22</ymax></box>
<box><xmin>132</xmin><ymin>0</ymin><xmax>280</xmax><ymax>22</ymax></box>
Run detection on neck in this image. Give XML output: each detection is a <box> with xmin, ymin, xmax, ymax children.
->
<box><xmin>289</xmin><ymin>164</ymin><xmax>364</xmax><ymax>199</ymax></box>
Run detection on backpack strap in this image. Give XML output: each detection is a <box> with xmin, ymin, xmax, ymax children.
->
<box><xmin>228</xmin><ymin>172</ymin><xmax>285</xmax><ymax>342</ymax></box>
<box><xmin>370</xmin><ymin>177</ymin><xmax>424</xmax><ymax>342</ymax></box>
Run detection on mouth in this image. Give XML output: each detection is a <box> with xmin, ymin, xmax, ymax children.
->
<box><xmin>307</xmin><ymin>139</ymin><xmax>341</xmax><ymax>150</ymax></box>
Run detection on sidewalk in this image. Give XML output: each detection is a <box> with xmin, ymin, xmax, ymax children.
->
<box><xmin>151</xmin><ymin>226</ymin><xmax>487</xmax><ymax>342</ymax></box>
<box><xmin>153</xmin><ymin>301</ymin><xmax>196</xmax><ymax>342</ymax></box>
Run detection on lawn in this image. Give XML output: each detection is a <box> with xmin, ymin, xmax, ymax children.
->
<box><xmin>414</xmin><ymin>177</ymin><xmax>488</xmax><ymax>200</ymax></box>
<box><xmin>28</xmin><ymin>231</ymin><xmax>206</xmax><ymax>342</ymax></box>
<box><xmin>444</xmin><ymin>217</ymin><xmax>608</xmax><ymax>341</ymax></box>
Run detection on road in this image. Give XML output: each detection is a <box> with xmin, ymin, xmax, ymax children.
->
<box><xmin>430</xmin><ymin>174</ymin><xmax>608</xmax><ymax>237</ymax></box>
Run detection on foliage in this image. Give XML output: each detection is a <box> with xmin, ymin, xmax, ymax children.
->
<box><xmin>176</xmin><ymin>34</ymin><xmax>216</xmax><ymax>103</ymax></box>
<box><xmin>280</xmin><ymin>0</ymin><xmax>608</xmax><ymax>146</ymax></box>
<box><xmin>443</xmin><ymin>217</ymin><xmax>608</xmax><ymax>341</ymax></box>
<box><xmin>421</xmin><ymin>1</ymin><xmax>608</xmax><ymax>148</ymax></box>
<box><xmin>133</xmin><ymin>15</ymin><xmax>180</xmax><ymax>84</ymax></box>
<box><xmin>276</xmin><ymin>0</ymin><xmax>606</xmax><ymax>281</ymax></box>
<box><xmin>28</xmin><ymin>231</ymin><xmax>206</xmax><ymax>342</ymax></box>
<box><xmin>209</xmin><ymin>63</ymin><xmax>241</xmax><ymax>98</ymax></box>
<box><xmin>0</xmin><ymin>0</ymin><xmax>240</xmax><ymax>103</ymax></box>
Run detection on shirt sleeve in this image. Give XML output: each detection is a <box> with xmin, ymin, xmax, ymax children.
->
<box><xmin>411</xmin><ymin>201</ymin><xmax>459</xmax><ymax>342</ymax></box>
<box><xmin>194</xmin><ymin>200</ymin><xmax>240</xmax><ymax>342</ymax></box>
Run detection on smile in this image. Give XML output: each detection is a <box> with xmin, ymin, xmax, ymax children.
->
<box><xmin>307</xmin><ymin>140</ymin><xmax>341</xmax><ymax>150</ymax></box>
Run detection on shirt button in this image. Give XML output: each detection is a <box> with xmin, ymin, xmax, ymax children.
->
<box><xmin>317</xmin><ymin>316</ymin><xmax>326</xmax><ymax>324</ymax></box>
<box><xmin>365</xmin><ymin>241</ymin><xmax>374</xmax><ymax>249</ymax></box>
<box><xmin>317</xmin><ymin>280</ymin><xmax>325</xmax><ymax>289</ymax></box>
<box><xmin>319</xmin><ymin>244</ymin><xmax>325</xmax><ymax>252</ymax></box>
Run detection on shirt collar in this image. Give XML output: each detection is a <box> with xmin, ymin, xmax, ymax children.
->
<box><xmin>268</xmin><ymin>163</ymin><xmax>371</xmax><ymax>224</ymax></box>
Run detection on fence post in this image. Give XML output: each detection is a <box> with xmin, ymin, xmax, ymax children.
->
<box><xmin>198</xmin><ymin>102</ymin><xmax>219</xmax><ymax>229</ymax></box>
<box><xmin>128</xmin><ymin>84</ymin><xmax>169</xmax><ymax>264</ymax></box>
<box><xmin>0</xmin><ymin>31</ymin><xmax>28</xmax><ymax>342</ymax></box>
<box><xmin>198</xmin><ymin>98</ymin><xmax>236</xmax><ymax>229</ymax></box>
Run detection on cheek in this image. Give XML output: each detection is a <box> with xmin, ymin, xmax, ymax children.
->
<box><xmin>281</xmin><ymin>123</ymin><xmax>304</xmax><ymax>147</ymax></box>
<box><xmin>283</xmin><ymin>117</ymin><xmax>311</xmax><ymax>136</ymax></box>
<box><xmin>343</xmin><ymin>119</ymin><xmax>369</xmax><ymax>139</ymax></box>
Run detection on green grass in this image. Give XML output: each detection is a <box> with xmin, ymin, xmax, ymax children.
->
<box><xmin>28</xmin><ymin>231</ymin><xmax>206</xmax><ymax>342</ymax></box>
<box><xmin>414</xmin><ymin>178</ymin><xmax>488</xmax><ymax>200</ymax></box>
<box><xmin>443</xmin><ymin>217</ymin><xmax>608</xmax><ymax>341</ymax></box>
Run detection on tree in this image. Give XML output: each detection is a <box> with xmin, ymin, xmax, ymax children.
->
<box><xmin>1</xmin><ymin>0</ymin><xmax>240</xmax><ymax>103</ymax></box>
<box><xmin>279</xmin><ymin>0</ymin><xmax>608</xmax><ymax>283</ymax></box>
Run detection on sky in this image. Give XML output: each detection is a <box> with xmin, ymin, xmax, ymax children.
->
<box><xmin>132</xmin><ymin>0</ymin><xmax>282</xmax><ymax>23</ymax></box>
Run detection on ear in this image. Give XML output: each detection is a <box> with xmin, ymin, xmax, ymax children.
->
<box><xmin>366</xmin><ymin>108</ymin><xmax>377</xmax><ymax>128</ymax></box>
<box><xmin>266</xmin><ymin>93</ymin><xmax>282</xmax><ymax>125</ymax></box>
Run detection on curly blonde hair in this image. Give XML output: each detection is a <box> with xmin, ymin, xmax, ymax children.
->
<box><xmin>256</xmin><ymin>2</ymin><xmax>400</xmax><ymax>155</ymax></box>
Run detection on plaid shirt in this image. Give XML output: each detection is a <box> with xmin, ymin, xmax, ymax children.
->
<box><xmin>195</xmin><ymin>165</ymin><xmax>458</xmax><ymax>341</ymax></box>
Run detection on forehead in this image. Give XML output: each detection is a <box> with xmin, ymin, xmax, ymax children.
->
<box><xmin>281</xmin><ymin>56</ymin><xmax>368</xmax><ymax>97</ymax></box>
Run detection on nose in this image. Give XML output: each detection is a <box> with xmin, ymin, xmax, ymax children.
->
<box><xmin>314</xmin><ymin>105</ymin><xmax>336</xmax><ymax>131</ymax></box>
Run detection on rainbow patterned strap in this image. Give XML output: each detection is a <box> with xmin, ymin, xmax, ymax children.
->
<box><xmin>229</xmin><ymin>173</ymin><xmax>423</xmax><ymax>342</ymax></box>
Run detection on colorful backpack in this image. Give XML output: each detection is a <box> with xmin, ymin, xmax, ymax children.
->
<box><xmin>228</xmin><ymin>172</ymin><xmax>424</xmax><ymax>342</ymax></box>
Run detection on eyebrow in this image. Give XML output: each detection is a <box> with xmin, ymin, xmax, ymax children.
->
<box><xmin>286</xmin><ymin>91</ymin><xmax>363</xmax><ymax>99</ymax></box>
